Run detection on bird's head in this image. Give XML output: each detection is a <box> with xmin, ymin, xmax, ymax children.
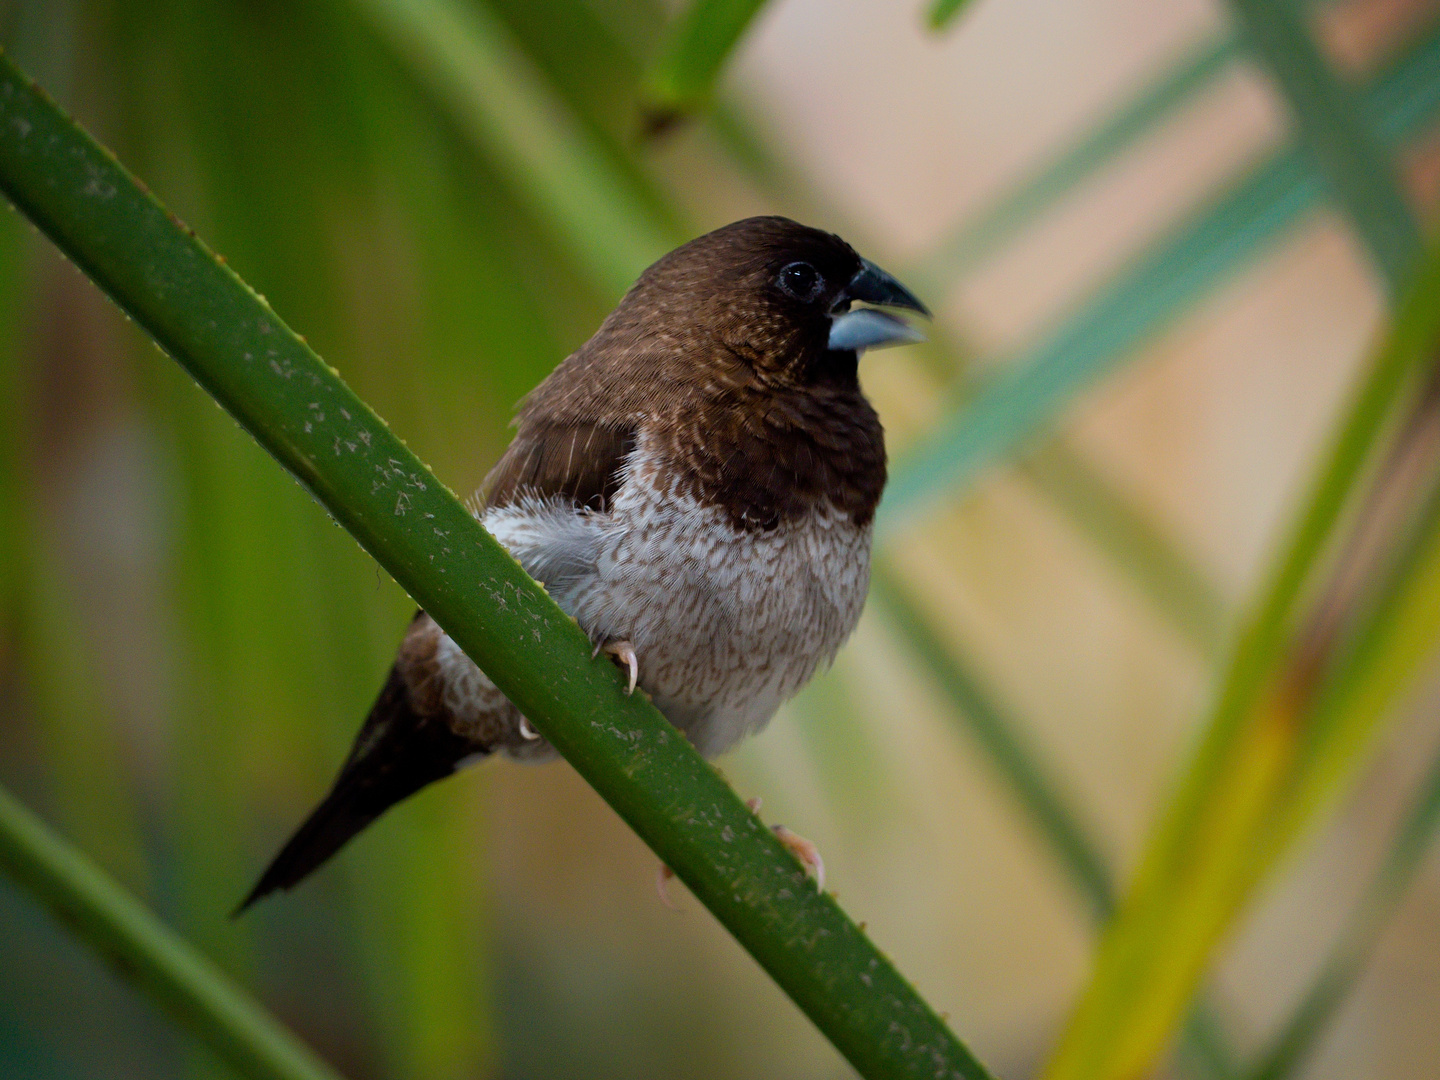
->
<box><xmin>614</xmin><ymin>216</ymin><xmax>929</xmax><ymax>388</ymax></box>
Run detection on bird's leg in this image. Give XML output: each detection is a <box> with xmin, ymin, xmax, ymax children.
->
<box><xmin>747</xmin><ymin>796</ymin><xmax>824</xmax><ymax>891</ymax></box>
<box><xmin>772</xmin><ymin>826</ymin><xmax>825</xmax><ymax>892</ymax></box>
<box><xmin>601</xmin><ymin>639</ymin><xmax>639</xmax><ymax>694</ymax></box>
<box><xmin>654</xmin><ymin>797</ymin><xmax>823</xmax><ymax>908</ymax></box>
<box><xmin>656</xmin><ymin>864</ymin><xmax>678</xmax><ymax>909</ymax></box>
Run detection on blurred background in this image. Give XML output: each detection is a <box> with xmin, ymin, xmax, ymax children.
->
<box><xmin>2</xmin><ymin>0</ymin><xmax>1440</xmax><ymax>1077</ymax></box>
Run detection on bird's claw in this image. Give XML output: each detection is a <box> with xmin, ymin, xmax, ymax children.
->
<box><xmin>654</xmin><ymin>798</ymin><xmax>822</xmax><ymax>906</ymax></box>
<box><xmin>656</xmin><ymin>863</ymin><xmax>678</xmax><ymax>909</ymax></box>
<box><xmin>603</xmin><ymin>639</ymin><xmax>638</xmax><ymax>694</ymax></box>
<box><xmin>772</xmin><ymin>824</ymin><xmax>825</xmax><ymax>892</ymax></box>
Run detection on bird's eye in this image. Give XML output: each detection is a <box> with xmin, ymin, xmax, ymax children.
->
<box><xmin>777</xmin><ymin>261</ymin><xmax>824</xmax><ymax>302</ymax></box>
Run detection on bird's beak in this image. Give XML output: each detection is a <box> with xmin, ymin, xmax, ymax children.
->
<box><xmin>828</xmin><ymin>258</ymin><xmax>930</xmax><ymax>353</ymax></box>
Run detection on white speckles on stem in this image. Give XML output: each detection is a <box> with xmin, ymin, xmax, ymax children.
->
<box><xmin>81</xmin><ymin>163</ymin><xmax>114</xmax><ymax>200</ymax></box>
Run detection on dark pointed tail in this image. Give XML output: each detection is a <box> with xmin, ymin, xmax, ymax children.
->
<box><xmin>234</xmin><ymin>665</ymin><xmax>480</xmax><ymax>915</ymax></box>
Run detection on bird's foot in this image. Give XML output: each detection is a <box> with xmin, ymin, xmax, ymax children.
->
<box><xmin>746</xmin><ymin>797</ymin><xmax>825</xmax><ymax>891</ymax></box>
<box><xmin>656</xmin><ymin>864</ymin><xmax>679</xmax><ymax>909</ymax></box>
<box><xmin>601</xmin><ymin>639</ymin><xmax>638</xmax><ymax>694</ymax></box>
<box><xmin>653</xmin><ymin>798</ymin><xmax>825</xmax><ymax>908</ymax></box>
<box><xmin>772</xmin><ymin>825</ymin><xmax>825</xmax><ymax>892</ymax></box>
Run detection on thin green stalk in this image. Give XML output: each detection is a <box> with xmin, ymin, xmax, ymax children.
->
<box><xmin>1020</xmin><ymin>441</ymin><xmax>1228</xmax><ymax>659</ymax></box>
<box><xmin>871</xmin><ymin>564</ymin><xmax>1238</xmax><ymax>1080</ymax></box>
<box><xmin>0</xmin><ymin>785</ymin><xmax>346</xmax><ymax>1080</ymax></box>
<box><xmin>0</xmin><ymin>50</ymin><xmax>992</xmax><ymax>1080</ymax></box>
<box><xmin>350</xmin><ymin>0</ymin><xmax>671</xmax><ymax>298</ymax></box>
<box><xmin>1227</xmin><ymin>0</ymin><xmax>1422</xmax><ymax>293</ymax></box>
<box><xmin>882</xmin><ymin>22</ymin><xmax>1440</xmax><ymax>533</ymax></box>
<box><xmin>909</xmin><ymin>33</ymin><xmax>1238</xmax><ymax>292</ymax></box>
<box><xmin>870</xmin><ymin>566</ymin><xmax>1115</xmax><ymax>920</ymax></box>
<box><xmin>1248</xmin><ymin>735</ymin><xmax>1440</xmax><ymax>1080</ymax></box>
<box><xmin>883</xmin><ymin>146</ymin><xmax>1321</xmax><ymax>532</ymax></box>
<box><xmin>925</xmin><ymin>0</ymin><xmax>979</xmax><ymax>31</ymax></box>
<box><xmin>641</xmin><ymin>0</ymin><xmax>773</xmax><ymax>131</ymax></box>
<box><xmin>1041</xmin><ymin>239</ymin><xmax>1440</xmax><ymax>1080</ymax></box>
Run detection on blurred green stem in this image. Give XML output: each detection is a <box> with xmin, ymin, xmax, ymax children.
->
<box><xmin>926</xmin><ymin>0</ymin><xmax>979</xmax><ymax>32</ymax></box>
<box><xmin>883</xmin><ymin>23</ymin><xmax>1440</xmax><ymax>531</ymax></box>
<box><xmin>870</xmin><ymin>566</ymin><xmax>1115</xmax><ymax>919</ymax></box>
<box><xmin>351</xmin><ymin>0</ymin><xmax>670</xmax><ymax>297</ymax></box>
<box><xmin>1248</xmin><ymin>733</ymin><xmax>1440</xmax><ymax>1080</ymax></box>
<box><xmin>641</xmin><ymin>0</ymin><xmax>772</xmax><ymax>130</ymax></box>
<box><xmin>0</xmin><ymin>49</ymin><xmax>993</xmax><ymax>1080</ymax></box>
<box><xmin>0</xmin><ymin>785</ymin><xmax>347</xmax><ymax>1080</ymax></box>
<box><xmin>1042</xmin><ymin>239</ymin><xmax>1440</xmax><ymax>1080</ymax></box>
<box><xmin>1227</xmin><ymin>0</ymin><xmax>1421</xmax><ymax>292</ymax></box>
<box><xmin>910</xmin><ymin>32</ymin><xmax>1237</xmax><ymax>289</ymax></box>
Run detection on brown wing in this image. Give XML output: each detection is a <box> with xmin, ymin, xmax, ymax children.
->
<box><xmin>482</xmin><ymin>419</ymin><xmax>638</xmax><ymax>512</ymax></box>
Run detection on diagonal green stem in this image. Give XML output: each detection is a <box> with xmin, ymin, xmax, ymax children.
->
<box><xmin>871</xmin><ymin>564</ymin><xmax>1240</xmax><ymax>1080</ymax></box>
<box><xmin>1247</xmin><ymin>734</ymin><xmax>1440</xmax><ymax>1080</ymax></box>
<box><xmin>870</xmin><ymin>566</ymin><xmax>1115</xmax><ymax>920</ymax></box>
<box><xmin>0</xmin><ymin>784</ymin><xmax>347</xmax><ymax>1080</ymax></box>
<box><xmin>1019</xmin><ymin>441</ymin><xmax>1228</xmax><ymax>659</ymax></box>
<box><xmin>883</xmin><ymin>23</ymin><xmax>1440</xmax><ymax>532</ymax></box>
<box><xmin>909</xmin><ymin>33</ymin><xmax>1238</xmax><ymax>293</ymax></box>
<box><xmin>351</xmin><ymin>0</ymin><xmax>671</xmax><ymax>297</ymax></box>
<box><xmin>641</xmin><ymin>0</ymin><xmax>773</xmax><ymax>130</ymax></box>
<box><xmin>1226</xmin><ymin>0</ymin><xmax>1422</xmax><ymax>293</ymax></box>
<box><xmin>0</xmin><ymin>49</ymin><xmax>992</xmax><ymax>1080</ymax></box>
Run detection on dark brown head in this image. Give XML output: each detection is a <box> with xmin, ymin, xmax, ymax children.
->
<box><xmin>582</xmin><ymin>216</ymin><xmax>928</xmax><ymax>389</ymax></box>
<box><xmin>491</xmin><ymin>217</ymin><xmax>928</xmax><ymax>530</ymax></box>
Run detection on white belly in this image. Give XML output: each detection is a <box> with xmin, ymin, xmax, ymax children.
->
<box><xmin>481</xmin><ymin>464</ymin><xmax>872</xmax><ymax>757</ymax></box>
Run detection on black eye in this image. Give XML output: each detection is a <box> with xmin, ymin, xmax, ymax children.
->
<box><xmin>777</xmin><ymin>261</ymin><xmax>823</xmax><ymax>302</ymax></box>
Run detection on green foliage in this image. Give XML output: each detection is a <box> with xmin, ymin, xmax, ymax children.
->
<box><xmin>1043</xmin><ymin>241</ymin><xmax>1440</xmax><ymax>1080</ymax></box>
<box><xmin>926</xmin><ymin>0</ymin><xmax>980</xmax><ymax>32</ymax></box>
<box><xmin>1228</xmin><ymin>0</ymin><xmax>1421</xmax><ymax>289</ymax></box>
<box><xmin>0</xmin><ymin>786</ymin><xmax>345</xmax><ymax>1080</ymax></box>
<box><xmin>883</xmin><ymin>25</ymin><xmax>1440</xmax><ymax>531</ymax></box>
<box><xmin>642</xmin><ymin>0</ymin><xmax>773</xmax><ymax>131</ymax></box>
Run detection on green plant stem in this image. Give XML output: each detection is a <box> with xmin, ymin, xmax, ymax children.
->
<box><xmin>871</xmin><ymin>564</ymin><xmax>1239</xmax><ymax>1080</ymax></box>
<box><xmin>641</xmin><ymin>0</ymin><xmax>772</xmax><ymax>129</ymax></box>
<box><xmin>351</xmin><ymin>0</ymin><xmax>670</xmax><ymax>297</ymax></box>
<box><xmin>1248</xmin><ymin>735</ymin><xmax>1440</xmax><ymax>1080</ymax></box>
<box><xmin>0</xmin><ymin>785</ymin><xmax>346</xmax><ymax>1080</ymax></box>
<box><xmin>870</xmin><ymin>566</ymin><xmax>1115</xmax><ymax>920</ymax></box>
<box><xmin>909</xmin><ymin>33</ymin><xmax>1238</xmax><ymax>292</ymax></box>
<box><xmin>0</xmin><ymin>50</ymin><xmax>992</xmax><ymax>1080</ymax></box>
<box><xmin>1227</xmin><ymin>0</ymin><xmax>1422</xmax><ymax>292</ymax></box>
<box><xmin>926</xmin><ymin>0</ymin><xmax>979</xmax><ymax>31</ymax></box>
<box><xmin>1041</xmin><ymin>240</ymin><xmax>1440</xmax><ymax>1080</ymax></box>
<box><xmin>883</xmin><ymin>23</ymin><xmax>1440</xmax><ymax>533</ymax></box>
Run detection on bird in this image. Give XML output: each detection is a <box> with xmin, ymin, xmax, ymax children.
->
<box><xmin>236</xmin><ymin>216</ymin><xmax>929</xmax><ymax>913</ymax></box>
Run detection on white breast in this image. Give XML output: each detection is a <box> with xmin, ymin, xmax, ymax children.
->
<box><xmin>480</xmin><ymin>445</ymin><xmax>873</xmax><ymax>758</ymax></box>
